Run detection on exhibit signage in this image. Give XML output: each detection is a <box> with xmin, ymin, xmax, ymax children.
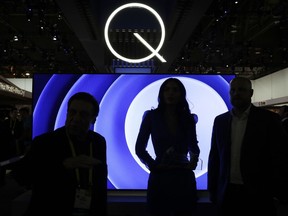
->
<box><xmin>104</xmin><ymin>3</ymin><xmax>166</xmax><ymax>63</ymax></box>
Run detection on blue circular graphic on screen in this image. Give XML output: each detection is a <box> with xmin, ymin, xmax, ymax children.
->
<box><xmin>33</xmin><ymin>74</ymin><xmax>233</xmax><ymax>190</ymax></box>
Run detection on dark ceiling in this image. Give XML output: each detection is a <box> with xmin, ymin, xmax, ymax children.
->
<box><xmin>0</xmin><ymin>0</ymin><xmax>288</xmax><ymax>80</ymax></box>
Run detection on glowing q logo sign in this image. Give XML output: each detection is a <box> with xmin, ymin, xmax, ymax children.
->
<box><xmin>104</xmin><ymin>3</ymin><xmax>166</xmax><ymax>63</ymax></box>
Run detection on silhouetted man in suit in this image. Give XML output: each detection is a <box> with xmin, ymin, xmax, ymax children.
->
<box><xmin>208</xmin><ymin>77</ymin><xmax>288</xmax><ymax>216</ymax></box>
<box><xmin>17</xmin><ymin>92</ymin><xmax>107</xmax><ymax>216</ymax></box>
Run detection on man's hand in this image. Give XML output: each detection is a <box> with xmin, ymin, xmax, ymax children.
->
<box><xmin>63</xmin><ymin>154</ymin><xmax>102</xmax><ymax>169</ymax></box>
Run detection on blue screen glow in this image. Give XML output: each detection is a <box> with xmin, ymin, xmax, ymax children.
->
<box><xmin>32</xmin><ymin>73</ymin><xmax>235</xmax><ymax>190</ymax></box>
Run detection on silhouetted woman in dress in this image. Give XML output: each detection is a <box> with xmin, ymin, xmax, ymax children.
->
<box><xmin>135</xmin><ymin>78</ymin><xmax>200</xmax><ymax>216</ymax></box>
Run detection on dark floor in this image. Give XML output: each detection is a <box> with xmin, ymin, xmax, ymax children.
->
<box><xmin>1</xmin><ymin>173</ymin><xmax>288</xmax><ymax>216</ymax></box>
<box><xmin>0</xmin><ymin>174</ymin><xmax>215</xmax><ymax>216</ymax></box>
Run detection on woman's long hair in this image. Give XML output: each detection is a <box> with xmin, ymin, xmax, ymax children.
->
<box><xmin>157</xmin><ymin>78</ymin><xmax>191</xmax><ymax>116</ymax></box>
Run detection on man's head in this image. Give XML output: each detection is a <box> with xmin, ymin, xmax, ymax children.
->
<box><xmin>65</xmin><ymin>92</ymin><xmax>99</xmax><ymax>140</ymax></box>
<box><xmin>229</xmin><ymin>77</ymin><xmax>253</xmax><ymax>111</ymax></box>
<box><xmin>19</xmin><ymin>107</ymin><xmax>30</xmax><ymax>118</ymax></box>
<box><xmin>9</xmin><ymin>107</ymin><xmax>18</xmax><ymax>119</ymax></box>
<box><xmin>279</xmin><ymin>105</ymin><xmax>288</xmax><ymax>119</ymax></box>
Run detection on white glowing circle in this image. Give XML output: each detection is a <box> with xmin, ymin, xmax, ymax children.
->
<box><xmin>104</xmin><ymin>3</ymin><xmax>166</xmax><ymax>63</ymax></box>
<box><xmin>125</xmin><ymin>77</ymin><xmax>229</xmax><ymax>178</ymax></box>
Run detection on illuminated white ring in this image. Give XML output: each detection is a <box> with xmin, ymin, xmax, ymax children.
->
<box><xmin>104</xmin><ymin>3</ymin><xmax>166</xmax><ymax>63</ymax></box>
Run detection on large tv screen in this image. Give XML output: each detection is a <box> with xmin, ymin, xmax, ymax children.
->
<box><xmin>32</xmin><ymin>73</ymin><xmax>235</xmax><ymax>190</ymax></box>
